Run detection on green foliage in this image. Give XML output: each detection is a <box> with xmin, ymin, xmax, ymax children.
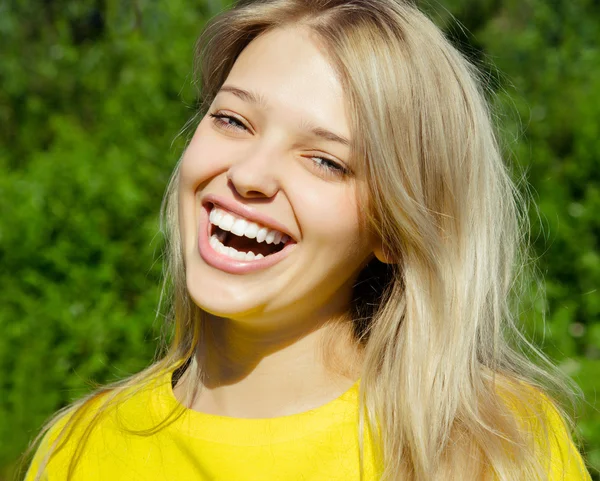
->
<box><xmin>0</xmin><ymin>0</ymin><xmax>598</xmax><ymax>478</ymax></box>
<box><xmin>0</xmin><ymin>1</ymin><xmax>220</xmax><ymax>476</ymax></box>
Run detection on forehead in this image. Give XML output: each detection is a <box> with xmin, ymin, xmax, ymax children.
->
<box><xmin>223</xmin><ymin>27</ymin><xmax>349</xmax><ymax>134</ymax></box>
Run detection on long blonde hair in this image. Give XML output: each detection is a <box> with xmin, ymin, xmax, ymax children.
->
<box><xmin>24</xmin><ymin>1</ymin><xmax>583</xmax><ymax>480</ymax></box>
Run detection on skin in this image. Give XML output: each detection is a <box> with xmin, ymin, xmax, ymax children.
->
<box><xmin>175</xmin><ymin>26</ymin><xmax>386</xmax><ymax>418</ymax></box>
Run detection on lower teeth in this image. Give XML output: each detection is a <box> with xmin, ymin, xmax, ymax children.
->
<box><xmin>209</xmin><ymin>234</ymin><xmax>265</xmax><ymax>261</ymax></box>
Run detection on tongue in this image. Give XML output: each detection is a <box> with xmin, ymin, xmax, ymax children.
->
<box><xmin>225</xmin><ymin>232</ymin><xmax>283</xmax><ymax>256</ymax></box>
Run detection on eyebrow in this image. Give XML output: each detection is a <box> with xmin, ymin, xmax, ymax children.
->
<box><xmin>217</xmin><ymin>85</ymin><xmax>351</xmax><ymax>147</ymax></box>
<box><xmin>219</xmin><ymin>85</ymin><xmax>268</xmax><ymax>109</ymax></box>
<box><xmin>303</xmin><ymin>123</ymin><xmax>350</xmax><ymax>147</ymax></box>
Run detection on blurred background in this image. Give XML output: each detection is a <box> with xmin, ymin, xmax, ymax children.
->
<box><xmin>0</xmin><ymin>0</ymin><xmax>598</xmax><ymax>479</ymax></box>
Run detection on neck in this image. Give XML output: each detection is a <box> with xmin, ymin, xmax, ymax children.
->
<box><xmin>174</xmin><ymin>313</ymin><xmax>363</xmax><ymax>418</ymax></box>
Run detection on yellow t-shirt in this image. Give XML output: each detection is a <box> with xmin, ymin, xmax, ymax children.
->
<box><xmin>25</xmin><ymin>370</ymin><xmax>591</xmax><ymax>480</ymax></box>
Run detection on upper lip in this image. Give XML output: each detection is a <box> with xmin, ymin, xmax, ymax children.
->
<box><xmin>202</xmin><ymin>193</ymin><xmax>296</xmax><ymax>242</ymax></box>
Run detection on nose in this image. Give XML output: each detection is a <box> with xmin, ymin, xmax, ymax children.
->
<box><xmin>226</xmin><ymin>145</ymin><xmax>281</xmax><ymax>199</ymax></box>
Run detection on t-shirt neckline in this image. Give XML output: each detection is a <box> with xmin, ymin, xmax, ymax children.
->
<box><xmin>150</xmin><ymin>369</ymin><xmax>361</xmax><ymax>445</ymax></box>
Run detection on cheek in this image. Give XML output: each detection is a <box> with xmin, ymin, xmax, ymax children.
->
<box><xmin>178</xmin><ymin>122</ymin><xmax>227</xmax><ymax>249</ymax></box>
<box><xmin>296</xmin><ymin>183</ymin><xmax>365</xmax><ymax>251</ymax></box>
<box><xmin>179</xmin><ymin>121</ymin><xmax>224</xmax><ymax>191</ymax></box>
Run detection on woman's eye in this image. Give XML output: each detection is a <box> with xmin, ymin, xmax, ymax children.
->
<box><xmin>209</xmin><ymin>112</ymin><xmax>248</xmax><ymax>132</ymax></box>
<box><xmin>311</xmin><ymin>156</ymin><xmax>350</xmax><ymax>177</ymax></box>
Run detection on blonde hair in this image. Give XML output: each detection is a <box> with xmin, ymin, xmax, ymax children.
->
<box><xmin>24</xmin><ymin>1</ymin><xmax>584</xmax><ymax>480</ymax></box>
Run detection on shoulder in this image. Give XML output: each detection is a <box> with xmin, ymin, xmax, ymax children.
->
<box><xmin>498</xmin><ymin>380</ymin><xmax>591</xmax><ymax>481</ymax></box>
<box><xmin>24</xmin><ymin>392</ymin><xmax>107</xmax><ymax>480</ymax></box>
<box><xmin>24</xmin><ymin>373</ymin><xmax>170</xmax><ymax>480</ymax></box>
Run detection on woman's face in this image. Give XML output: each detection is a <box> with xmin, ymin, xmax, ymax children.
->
<box><xmin>179</xmin><ymin>27</ymin><xmax>378</xmax><ymax>331</ymax></box>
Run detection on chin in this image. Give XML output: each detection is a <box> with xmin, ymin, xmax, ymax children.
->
<box><xmin>184</xmin><ymin>263</ymin><xmax>270</xmax><ymax>320</ymax></box>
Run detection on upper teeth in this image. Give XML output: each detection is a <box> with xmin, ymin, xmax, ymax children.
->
<box><xmin>209</xmin><ymin>207</ymin><xmax>289</xmax><ymax>245</ymax></box>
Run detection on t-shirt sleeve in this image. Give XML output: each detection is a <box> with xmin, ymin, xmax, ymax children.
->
<box><xmin>23</xmin><ymin>422</ymin><xmax>63</xmax><ymax>481</ymax></box>
<box><xmin>23</xmin><ymin>410</ymin><xmax>77</xmax><ymax>481</ymax></box>
<box><xmin>543</xmin><ymin>400</ymin><xmax>592</xmax><ymax>481</ymax></box>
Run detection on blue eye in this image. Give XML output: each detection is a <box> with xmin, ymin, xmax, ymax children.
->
<box><xmin>312</xmin><ymin>156</ymin><xmax>349</xmax><ymax>177</ymax></box>
<box><xmin>209</xmin><ymin>113</ymin><xmax>248</xmax><ymax>132</ymax></box>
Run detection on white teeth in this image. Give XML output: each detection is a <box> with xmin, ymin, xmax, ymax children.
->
<box><xmin>217</xmin><ymin>243</ymin><xmax>228</xmax><ymax>256</ymax></box>
<box><xmin>232</xmin><ymin>249</ymin><xmax>246</xmax><ymax>261</ymax></box>
<box><xmin>265</xmin><ymin>230</ymin><xmax>275</xmax><ymax>244</ymax></box>
<box><xmin>243</xmin><ymin>222</ymin><xmax>259</xmax><ymax>239</ymax></box>
<box><xmin>231</xmin><ymin>218</ymin><xmax>248</xmax><ymax>236</ymax></box>
<box><xmin>209</xmin><ymin>234</ymin><xmax>265</xmax><ymax>262</ymax></box>
<box><xmin>213</xmin><ymin>209</ymin><xmax>224</xmax><ymax>224</ymax></box>
<box><xmin>209</xmin><ymin>207</ymin><xmax>289</xmax><ymax>246</ymax></box>
<box><xmin>256</xmin><ymin>227</ymin><xmax>268</xmax><ymax>243</ymax></box>
<box><xmin>218</xmin><ymin>213</ymin><xmax>235</xmax><ymax>231</ymax></box>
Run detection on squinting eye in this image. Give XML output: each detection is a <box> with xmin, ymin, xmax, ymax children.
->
<box><xmin>209</xmin><ymin>113</ymin><xmax>248</xmax><ymax>132</ymax></box>
<box><xmin>312</xmin><ymin>156</ymin><xmax>350</xmax><ymax>177</ymax></box>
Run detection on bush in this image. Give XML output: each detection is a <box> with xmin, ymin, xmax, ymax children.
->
<box><xmin>0</xmin><ymin>1</ymin><xmax>221</xmax><ymax>476</ymax></box>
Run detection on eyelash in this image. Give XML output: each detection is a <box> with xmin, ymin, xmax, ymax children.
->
<box><xmin>209</xmin><ymin>112</ymin><xmax>350</xmax><ymax>177</ymax></box>
<box><xmin>209</xmin><ymin>112</ymin><xmax>247</xmax><ymax>132</ymax></box>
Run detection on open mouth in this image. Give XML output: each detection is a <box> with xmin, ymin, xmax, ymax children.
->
<box><xmin>207</xmin><ymin>204</ymin><xmax>292</xmax><ymax>262</ymax></box>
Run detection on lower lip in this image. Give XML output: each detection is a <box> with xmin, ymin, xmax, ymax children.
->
<box><xmin>197</xmin><ymin>204</ymin><xmax>296</xmax><ymax>274</ymax></box>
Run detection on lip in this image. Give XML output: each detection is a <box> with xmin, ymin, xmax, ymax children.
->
<box><xmin>197</xmin><ymin>202</ymin><xmax>297</xmax><ymax>275</ymax></box>
<box><xmin>201</xmin><ymin>193</ymin><xmax>296</xmax><ymax>241</ymax></box>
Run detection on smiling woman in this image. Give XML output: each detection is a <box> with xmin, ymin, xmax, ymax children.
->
<box><xmin>23</xmin><ymin>1</ymin><xmax>591</xmax><ymax>481</ymax></box>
